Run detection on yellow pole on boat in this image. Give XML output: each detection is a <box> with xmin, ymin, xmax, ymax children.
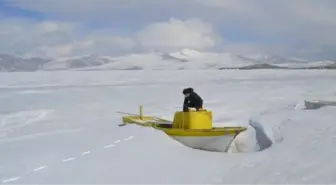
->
<box><xmin>139</xmin><ymin>105</ymin><xmax>143</xmax><ymax>120</ymax></box>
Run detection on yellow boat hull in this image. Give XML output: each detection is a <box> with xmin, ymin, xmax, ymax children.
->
<box><xmin>121</xmin><ymin>115</ymin><xmax>247</xmax><ymax>152</ymax></box>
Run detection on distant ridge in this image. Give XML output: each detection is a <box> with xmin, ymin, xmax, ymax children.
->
<box><xmin>1</xmin><ymin>49</ymin><xmax>335</xmax><ymax>72</ymax></box>
<box><xmin>219</xmin><ymin>63</ymin><xmax>336</xmax><ymax>70</ymax></box>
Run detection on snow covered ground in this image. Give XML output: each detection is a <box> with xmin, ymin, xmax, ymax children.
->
<box><xmin>0</xmin><ymin>69</ymin><xmax>336</xmax><ymax>184</ymax></box>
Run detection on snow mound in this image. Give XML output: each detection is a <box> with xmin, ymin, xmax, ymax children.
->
<box><xmin>294</xmin><ymin>100</ymin><xmax>307</xmax><ymax>110</ymax></box>
<box><xmin>228</xmin><ymin>119</ymin><xmax>278</xmax><ymax>153</ymax></box>
<box><xmin>249</xmin><ymin>119</ymin><xmax>273</xmax><ymax>150</ymax></box>
<box><xmin>295</xmin><ymin>99</ymin><xmax>336</xmax><ymax>110</ymax></box>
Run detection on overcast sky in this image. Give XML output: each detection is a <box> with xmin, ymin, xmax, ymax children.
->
<box><xmin>0</xmin><ymin>0</ymin><xmax>336</xmax><ymax>60</ymax></box>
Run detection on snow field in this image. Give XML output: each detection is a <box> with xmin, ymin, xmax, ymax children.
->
<box><xmin>0</xmin><ymin>70</ymin><xmax>336</xmax><ymax>183</ymax></box>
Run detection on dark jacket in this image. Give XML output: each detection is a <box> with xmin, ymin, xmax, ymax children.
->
<box><xmin>183</xmin><ymin>88</ymin><xmax>203</xmax><ymax>111</ymax></box>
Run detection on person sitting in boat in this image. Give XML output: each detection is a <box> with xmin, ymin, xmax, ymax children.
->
<box><xmin>182</xmin><ymin>87</ymin><xmax>203</xmax><ymax>112</ymax></box>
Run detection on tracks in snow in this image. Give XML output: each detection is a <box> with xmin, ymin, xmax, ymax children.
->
<box><xmin>1</xmin><ymin>135</ymin><xmax>135</xmax><ymax>184</ymax></box>
<box><xmin>0</xmin><ymin>109</ymin><xmax>53</xmax><ymax>139</ymax></box>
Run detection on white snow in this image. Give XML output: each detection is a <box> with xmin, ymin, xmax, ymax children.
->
<box><xmin>32</xmin><ymin>165</ymin><xmax>47</xmax><ymax>172</ymax></box>
<box><xmin>0</xmin><ymin>70</ymin><xmax>336</xmax><ymax>183</ymax></box>
<box><xmin>88</xmin><ymin>51</ymin><xmax>253</xmax><ymax>70</ymax></box>
<box><xmin>69</xmin><ymin>49</ymin><xmax>335</xmax><ymax>70</ymax></box>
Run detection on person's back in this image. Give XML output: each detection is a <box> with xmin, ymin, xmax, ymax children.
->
<box><xmin>182</xmin><ymin>88</ymin><xmax>203</xmax><ymax>111</ymax></box>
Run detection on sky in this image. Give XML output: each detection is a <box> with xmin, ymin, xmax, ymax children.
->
<box><xmin>0</xmin><ymin>0</ymin><xmax>336</xmax><ymax>60</ymax></box>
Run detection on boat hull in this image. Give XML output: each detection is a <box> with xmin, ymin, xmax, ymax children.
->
<box><xmin>169</xmin><ymin>135</ymin><xmax>236</xmax><ymax>152</ymax></box>
<box><xmin>120</xmin><ymin>114</ymin><xmax>246</xmax><ymax>152</ymax></box>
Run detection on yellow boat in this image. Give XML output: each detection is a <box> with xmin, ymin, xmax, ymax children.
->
<box><xmin>119</xmin><ymin>106</ymin><xmax>247</xmax><ymax>152</ymax></box>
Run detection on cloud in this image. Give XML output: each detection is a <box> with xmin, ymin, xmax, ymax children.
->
<box><xmin>0</xmin><ymin>19</ymin><xmax>76</xmax><ymax>56</ymax></box>
<box><xmin>26</xmin><ymin>35</ymin><xmax>136</xmax><ymax>58</ymax></box>
<box><xmin>0</xmin><ymin>18</ymin><xmax>136</xmax><ymax>58</ymax></box>
<box><xmin>8</xmin><ymin>0</ymin><xmax>336</xmax><ymax>36</ymax></box>
<box><xmin>0</xmin><ymin>17</ymin><xmax>220</xmax><ymax>58</ymax></box>
<box><xmin>2</xmin><ymin>0</ymin><xmax>336</xmax><ymax>59</ymax></box>
<box><xmin>136</xmin><ymin>18</ymin><xmax>221</xmax><ymax>52</ymax></box>
<box><xmin>0</xmin><ymin>1</ymin><xmax>319</xmax><ymax>29</ymax></box>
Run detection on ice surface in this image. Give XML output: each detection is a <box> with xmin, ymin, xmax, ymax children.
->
<box><xmin>0</xmin><ymin>70</ymin><xmax>336</xmax><ymax>184</ymax></box>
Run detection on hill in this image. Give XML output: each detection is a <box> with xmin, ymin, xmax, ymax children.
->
<box><xmin>0</xmin><ymin>49</ymin><xmax>335</xmax><ymax>72</ymax></box>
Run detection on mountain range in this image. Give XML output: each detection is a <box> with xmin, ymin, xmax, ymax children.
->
<box><xmin>0</xmin><ymin>49</ymin><xmax>335</xmax><ymax>72</ymax></box>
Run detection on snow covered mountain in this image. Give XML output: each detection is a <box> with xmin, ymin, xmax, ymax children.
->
<box><xmin>0</xmin><ymin>54</ymin><xmax>47</xmax><ymax>72</ymax></box>
<box><xmin>0</xmin><ymin>49</ymin><xmax>335</xmax><ymax>72</ymax></box>
<box><xmin>0</xmin><ymin>54</ymin><xmax>111</xmax><ymax>72</ymax></box>
<box><xmin>42</xmin><ymin>55</ymin><xmax>111</xmax><ymax>71</ymax></box>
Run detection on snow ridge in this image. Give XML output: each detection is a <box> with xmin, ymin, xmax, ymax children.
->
<box><xmin>0</xmin><ymin>49</ymin><xmax>335</xmax><ymax>72</ymax></box>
